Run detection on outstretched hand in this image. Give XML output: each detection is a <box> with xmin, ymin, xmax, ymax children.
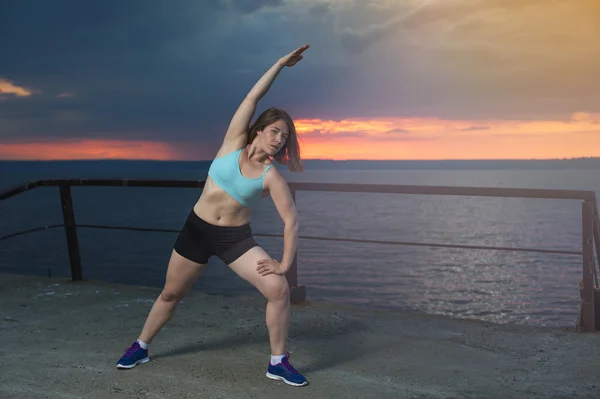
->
<box><xmin>278</xmin><ymin>44</ymin><xmax>310</xmax><ymax>67</ymax></box>
<box><xmin>257</xmin><ymin>258</ymin><xmax>288</xmax><ymax>276</ymax></box>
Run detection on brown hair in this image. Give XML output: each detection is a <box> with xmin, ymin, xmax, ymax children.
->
<box><xmin>247</xmin><ymin>107</ymin><xmax>303</xmax><ymax>172</ymax></box>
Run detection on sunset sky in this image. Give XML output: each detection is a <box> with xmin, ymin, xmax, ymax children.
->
<box><xmin>1</xmin><ymin>0</ymin><xmax>599</xmax><ymax>161</ymax></box>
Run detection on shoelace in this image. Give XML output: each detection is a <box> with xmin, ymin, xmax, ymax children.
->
<box><xmin>123</xmin><ymin>343</ymin><xmax>141</xmax><ymax>357</ymax></box>
<box><xmin>281</xmin><ymin>353</ymin><xmax>298</xmax><ymax>374</ymax></box>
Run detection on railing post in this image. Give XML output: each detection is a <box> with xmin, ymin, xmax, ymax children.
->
<box><xmin>59</xmin><ymin>182</ymin><xmax>83</xmax><ymax>281</ymax></box>
<box><xmin>286</xmin><ymin>188</ymin><xmax>306</xmax><ymax>304</ymax></box>
<box><xmin>593</xmin><ymin>198</ymin><xmax>600</xmax><ymax>285</ymax></box>
<box><xmin>580</xmin><ymin>200</ymin><xmax>596</xmax><ymax>332</ymax></box>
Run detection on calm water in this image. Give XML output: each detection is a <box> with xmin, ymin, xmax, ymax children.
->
<box><xmin>1</xmin><ymin>160</ymin><xmax>599</xmax><ymax>328</ymax></box>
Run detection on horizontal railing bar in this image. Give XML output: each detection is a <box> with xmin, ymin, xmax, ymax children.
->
<box><xmin>254</xmin><ymin>233</ymin><xmax>583</xmax><ymax>256</ymax></box>
<box><xmin>0</xmin><ymin>224</ymin><xmax>64</xmax><ymax>241</ymax></box>
<box><xmin>0</xmin><ymin>180</ymin><xmax>48</xmax><ymax>201</ymax></box>
<box><xmin>0</xmin><ymin>179</ymin><xmax>596</xmax><ymax>201</ymax></box>
<box><xmin>51</xmin><ymin>178</ymin><xmax>206</xmax><ymax>189</ymax></box>
<box><xmin>77</xmin><ymin>224</ymin><xmax>180</xmax><ymax>233</ymax></box>
<box><xmin>0</xmin><ymin>223</ymin><xmax>581</xmax><ymax>256</ymax></box>
<box><xmin>288</xmin><ymin>182</ymin><xmax>597</xmax><ymax>201</ymax></box>
<box><xmin>0</xmin><ymin>179</ymin><xmax>206</xmax><ymax>201</ymax></box>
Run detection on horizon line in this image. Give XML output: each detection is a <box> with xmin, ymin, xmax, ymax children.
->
<box><xmin>1</xmin><ymin>156</ymin><xmax>600</xmax><ymax>162</ymax></box>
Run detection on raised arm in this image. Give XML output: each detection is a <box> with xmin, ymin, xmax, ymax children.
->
<box><xmin>223</xmin><ymin>44</ymin><xmax>310</xmax><ymax>145</ymax></box>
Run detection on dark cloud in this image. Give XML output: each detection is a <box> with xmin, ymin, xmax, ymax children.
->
<box><xmin>461</xmin><ymin>126</ymin><xmax>490</xmax><ymax>132</ymax></box>
<box><xmin>402</xmin><ymin>0</ymin><xmax>551</xmax><ymax>29</ymax></box>
<box><xmin>215</xmin><ymin>0</ymin><xmax>285</xmax><ymax>13</ymax></box>
<box><xmin>1</xmin><ymin>1</ymin><xmax>217</xmax><ymax>77</ymax></box>
<box><xmin>1</xmin><ymin>0</ymin><xmax>598</xmax><ymax>157</ymax></box>
<box><xmin>0</xmin><ymin>0</ymin><xmax>300</xmax><ymax>150</ymax></box>
<box><xmin>332</xmin><ymin>0</ymin><xmax>600</xmax><ymax>120</ymax></box>
<box><xmin>337</xmin><ymin>0</ymin><xmax>573</xmax><ymax>55</ymax></box>
<box><xmin>309</xmin><ymin>3</ymin><xmax>331</xmax><ymax>15</ymax></box>
<box><xmin>339</xmin><ymin>18</ymin><xmax>401</xmax><ymax>55</ymax></box>
<box><xmin>308</xmin><ymin>2</ymin><xmax>332</xmax><ymax>19</ymax></box>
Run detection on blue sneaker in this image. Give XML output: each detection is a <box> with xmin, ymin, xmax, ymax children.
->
<box><xmin>266</xmin><ymin>353</ymin><xmax>308</xmax><ymax>387</ymax></box>
<box><xmin>116</xmin><ymin>341</ymin><xmax>149</xmax><ymax>369</ymax></box>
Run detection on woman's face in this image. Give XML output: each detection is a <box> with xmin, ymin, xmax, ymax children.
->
<box><xmin>260</xmin><ymin>119</ymin><xmax>289</xmax><ymax>155</ymax></box>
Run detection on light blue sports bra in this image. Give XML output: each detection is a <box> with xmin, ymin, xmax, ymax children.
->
<box><xmin>207</xmin><ymin>147</ymin><xmax>273</xmax><ymax>208</ymax></box>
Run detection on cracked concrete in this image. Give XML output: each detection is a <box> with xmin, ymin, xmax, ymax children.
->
<box><xmin>1</xmin><ymin>273</ymin><xmax>599</xmax><ymax>399</ymax></box>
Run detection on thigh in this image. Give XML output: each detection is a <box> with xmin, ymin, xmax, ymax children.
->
<box><xmin>227</xmin><ymin>246</ymin><xmax>288</xmax><ymax>299</ymax></box>
<box><xmin>164</xmin><ymin>249</ymin><xmax>207</xmax><ymax>295</ymax></box>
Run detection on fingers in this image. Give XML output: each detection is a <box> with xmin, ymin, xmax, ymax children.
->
<box><xmin>281</xmin><ymin>45</ymin><xmax>309</xmax><ymax>68</ymax></box>
<box><xmin>256</xmin><ymin>263</ymin><xmax>269</xmax><ymax>270</ymax></box>
<box><xmin>257</xmin><ymin>258</ymin><xmax>281</xmax><ymax>276</ymax></box>
<box><xmin>294</xmin><ymin>44</ymin><xmax>310</xmax><ymax>54</ymax></box>
<box><xmin>257</xmin><ymin>265</ymin><xmax>273</xmax><ymax>276</ymax></box>
<box><xmin>256</xmin><ymin>259</ymin><xmax>273</xmax><ymax>276</ymax></box>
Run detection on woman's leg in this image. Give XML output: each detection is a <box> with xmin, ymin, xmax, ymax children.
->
<box><xmin>227</xmin><ymin>246</ymin><xmax>307</xmax><ymax>386</ymax></box>
<box><xmin>117</xmin><ymin>249</ymin><xmax>206</xmax><ymax>369</ymax></box>
<box><xmin>227</xmin><ymin>246</ymin><xmax>290</xmax><ymax>356</ymax></box>
<box><xmin>139</xmin><ymin>249</ymin><xmax>207</xmax><ymax>343</ymax></box>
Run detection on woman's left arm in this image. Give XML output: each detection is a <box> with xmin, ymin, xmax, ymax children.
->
<box><xmin>257</xmin><ymin>170</ymin><xmax>298</xmax><ymax>276</ymax></box>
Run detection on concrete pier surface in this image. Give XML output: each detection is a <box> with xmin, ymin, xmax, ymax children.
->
<box><xmin>1</xmin><ymin>273</ymin><xmax>599</xmax><ymax>399</ymax></box>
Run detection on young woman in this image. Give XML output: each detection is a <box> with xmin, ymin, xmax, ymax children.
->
<box><xmin>116</xmin><ymin>44</ymin><xmax>310</xmax><ymax>387</ymax></box>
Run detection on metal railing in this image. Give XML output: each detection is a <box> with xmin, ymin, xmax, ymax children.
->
<box><xmin>1</xmin><ymin>178</ymin><xmax>599</xmax><ymax>331</ymax></box>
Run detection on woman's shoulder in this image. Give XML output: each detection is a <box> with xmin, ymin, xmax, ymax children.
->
<box><xmin>263</xmin><ymin>163</ymin><xmax>285</xmax><ymax>183</ymax></box>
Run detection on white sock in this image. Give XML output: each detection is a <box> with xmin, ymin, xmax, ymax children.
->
<box><xmin>137</xmin><ymin>339</ymin><xmax>149</xmax><ymax>350</ymax></box>
<box><xmin>270</xmin><ymin>354</ymin><xmax>285</xmax><ymax>365</ymax></box>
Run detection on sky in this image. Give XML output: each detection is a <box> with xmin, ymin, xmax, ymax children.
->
<box><xmin>1</xmin><ymin>0</ymin><xmax>599</xmax><ymax>161</ymax></box>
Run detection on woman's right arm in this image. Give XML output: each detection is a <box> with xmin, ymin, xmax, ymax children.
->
<box><xmin>223</xmin><ymin>62</ymin><xmax>285</xmax><ymax>143</ymax></box>
<box><xmin>223</xmin><ymin>44</ymin><xmax>310</xmax><ymax>144</ymax></box>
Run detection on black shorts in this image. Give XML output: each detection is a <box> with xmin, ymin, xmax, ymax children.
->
<box><xmin>173</xmin><ymin>210</ymin><xmax>258</xmax><ymax>265</ymax></box>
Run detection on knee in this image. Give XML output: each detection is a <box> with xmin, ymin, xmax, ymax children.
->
<box><xmin>264</xmin><ymin>277</ymin><xmax>289</xmax><ymax>302</ymax></box>
<box><xmin>159</xmin><ymin>288</ymin><xmax>186</xmax><ymax>303</ymax></box>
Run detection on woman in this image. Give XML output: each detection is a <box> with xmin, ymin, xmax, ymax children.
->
<box><xmin>115</xmin><ymin>44</ymin><xmax>310</xmax><ymax>387</ymax></box>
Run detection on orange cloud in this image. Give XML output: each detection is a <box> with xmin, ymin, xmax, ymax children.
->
<box><xmin>2</xmin><ymin>112</ymin><xmax>598</xmax><ymax>161</ymax></box>
<box><xmin>295</xmin><ymin>112</ymin><xmax>600</xmax><ymax>160</ymax></box>
<box><xmin>0</xmin><ymin>79</ymin><xmax>33</xmax><ymax>98</ymax></box>
<box><xmin>0</xmin><ymin>140</ymin><xmax>177</xmax><ymax>160</ymax></box>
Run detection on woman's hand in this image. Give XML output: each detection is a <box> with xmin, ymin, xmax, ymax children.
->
<box><xmin>256</xmin><ymin>258</ymin><xmax>288</xmax><ymax>276</ymax></box>
<box><xmin>278</xmin><ymin>44</ymin><xmax>310</xmax><ymax>67</ymax></box>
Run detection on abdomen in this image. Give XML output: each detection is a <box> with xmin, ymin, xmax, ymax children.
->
<box><xmin>193</xmin><ymin>177</ymin><xmax>252</xmax><ymax>226</ymax></box>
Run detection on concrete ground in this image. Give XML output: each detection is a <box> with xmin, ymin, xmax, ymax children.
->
<box><xmin>1</xmin><ymin>273</ymin><xmax>599</xmax><ymax>399</ymax></box>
